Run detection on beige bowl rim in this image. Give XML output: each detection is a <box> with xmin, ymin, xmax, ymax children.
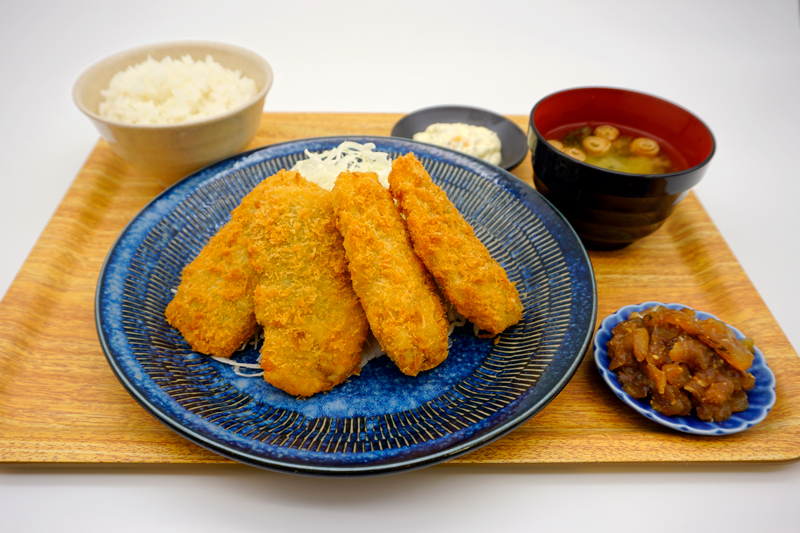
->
<box><xmin>72</xmin><ymin>40</ymin><xmax>273</xmax><ymax>129</ymax></box>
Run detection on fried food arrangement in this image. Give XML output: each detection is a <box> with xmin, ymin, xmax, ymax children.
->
<box><xmin>607</xmin><ymin>306</ymin><xmax>756</xmax><ymax>422</ymax></box>
<box><xmin>165</xmin><ymin>175</ymin><xmax>278</xmax><ymax>357</ymax></box>
<box><xmin>247</xmin><ymin>171</ymin><xmax>369</xmax><ymax>397</ymax></box>
<box><xmin>165</xmin><ymin>148</ymin><xmax>526</xmax><ymax>398</ymax></box>
<box><xmin>331</xmin><ymin>171</ymin><xmax>449</xmax><ymax>376</ymax></box>
<box><xmin>388</xmin><ymin>153</ymin><xmax>523</xmax><ymax>335</ymax></box>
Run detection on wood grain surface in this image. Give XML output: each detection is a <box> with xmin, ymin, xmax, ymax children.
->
<box><xmin>1</xmin><ymin>112</ymin><xmax>798</xmax><ymax>465</ymax></box>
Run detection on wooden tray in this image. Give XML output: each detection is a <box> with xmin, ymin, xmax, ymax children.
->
<box><xmin>1</xmin><ymin>113</ymin><xmax>798</xmax><ymax>465</ymax></box>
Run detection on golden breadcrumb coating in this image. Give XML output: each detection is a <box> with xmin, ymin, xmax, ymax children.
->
<box><xmin>164</xmin><ymin>174</ymin><xmax>278</xmax><ymax>357</ymax></box>
<box><xmin>388</xmin><ymin>153</ymin><xmax>523</xmax><ymax>335</ymax></box>
<box><xmin>331</xmin><ymin>171</ymin><xmax>449</xmax><ymax>376</ymax></box>
<box><xmin>248</xmin><ymin>171</ymin><xmax>369</xmax><ymax>397</ymax></box>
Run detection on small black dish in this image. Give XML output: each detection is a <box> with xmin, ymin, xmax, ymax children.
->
<box><xmin>392</xmin><ymin>105</ymin><xmax>528</xmax><ymax>170</ymax></box>
<box><xmin>528</xmin><ymin>87</ymin><xmax>715</xmax><ymax>250</ymax></box>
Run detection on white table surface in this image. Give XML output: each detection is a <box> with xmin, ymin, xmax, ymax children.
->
<box><xmin>2</xmin><ymin>0</ymin><xmax>799</xmax><ymax>531</ymax></box>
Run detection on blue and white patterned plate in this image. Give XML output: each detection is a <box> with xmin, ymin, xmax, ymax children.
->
<box><xmin>594</xmin><ymin>302</ymin><xmax>776</xmax><ymax>435</ymax></box>
<box><xmin>96</xmin><ymin>136</ymin><xmax>597</xmax><ymax>476</ymax></box>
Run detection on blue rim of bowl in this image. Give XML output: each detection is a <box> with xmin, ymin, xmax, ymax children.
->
<box><xmin>391</xmin><ymin>105</ymin><xmax>528</xmax><ymax>170</ymax></box>
<box><xmin>95</xmin><ymin>135</ymin><xmax>597</xmax><ymax>476</ymax></box>
<box><xmin>594</xmin><ymin>301</ymin><xmax>776</xmax><ymax>435</ymax></box>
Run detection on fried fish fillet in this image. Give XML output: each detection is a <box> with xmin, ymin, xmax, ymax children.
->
<box><xmin>248</xmin><ymin>171</ymin><xmax>369</xmax><ymax>397</ymax></box>
<box><xmin>388</xmin><ymin>153</ymin><xmax>523</xmax><ymax>335</ymax></box>
<box><xmin>165</xmin><ymin>175</ymin><xmax>277</xmax><ymax>357</ymax></box>
<box><xmin>331</xmin><ymin>171</ymin><xmax>449</xmax><ymax>376</ymax></box>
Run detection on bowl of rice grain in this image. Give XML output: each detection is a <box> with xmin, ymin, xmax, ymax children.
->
<box><xmin>73</xmin><ymin>41</ymin><xmax>273</xmax><ymax>187</ymax></box>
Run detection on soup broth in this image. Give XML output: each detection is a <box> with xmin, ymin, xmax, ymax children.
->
<box><xmin>547</xmin><ymin>122</ymin><xmax>688</xmax><ymax>175</ymax></box>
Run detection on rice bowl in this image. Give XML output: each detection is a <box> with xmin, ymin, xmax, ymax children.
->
<box><xmin>73</xmin><ymin>41</ymin><xmax>273</xmax><ymax>186</ymax></box>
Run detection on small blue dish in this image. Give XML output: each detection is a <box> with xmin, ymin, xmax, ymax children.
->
<box><xmin>594</xmin><ymin>302</ymin><xmax>776</xmax><ymax>435</ymax></box>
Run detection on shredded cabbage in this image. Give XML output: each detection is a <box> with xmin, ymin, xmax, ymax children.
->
<box><xmin>211</xmin><ymin>356</ymin><xmax>264</xmax><ymax>377</ymax></box>
<box><xmin>210</xmin><ymin>329</ymin><xmax>264</xmax><ymax>377</ymax></box>
<box><xmin>291</xmin><ymin>141</ymin><xmax>392</xmax><ymax>191</ymax></box>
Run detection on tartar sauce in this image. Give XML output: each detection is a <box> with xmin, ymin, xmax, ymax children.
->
<box><xmin>413</xmin><ymin>123</ymin><xmax>502</xmax><ymax>165</ymax></box>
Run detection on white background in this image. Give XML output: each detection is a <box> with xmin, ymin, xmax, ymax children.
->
<box><xmin>2</xmin><ymin>0</ymin><xmax>799</xmax><ymax>531</ymax></box>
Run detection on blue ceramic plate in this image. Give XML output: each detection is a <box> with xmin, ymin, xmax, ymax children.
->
<box><xmin>96</xmin><ymin>136</ymin><xmax>596</xmax><ymax>476</ymax></box>
<box><xmin>594</xmin><ymin>302</ymin><xmax>776</xmax><ymax>435</ymax></box>
<box><xmin>391</xmin><ymin>106</ymin><xmax>528</xmax><ymax>170</ymax></box>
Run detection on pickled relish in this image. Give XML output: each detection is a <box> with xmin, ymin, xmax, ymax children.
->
<box><xmin>607</xmin><ymin>306</ymin><xmax>755</xmax><ymax>422</ymax></box>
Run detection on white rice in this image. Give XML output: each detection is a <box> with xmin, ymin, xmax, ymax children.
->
<box><xmin>99</xmin><ymin>54</ymin><xmax>257</xmax><ymax>125</ymax></box>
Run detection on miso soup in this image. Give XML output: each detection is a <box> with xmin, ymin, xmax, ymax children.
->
<box><xmin>547</xmin><ymin>123</ymin><xmax>687</xmax><ymax>175</ymax></box>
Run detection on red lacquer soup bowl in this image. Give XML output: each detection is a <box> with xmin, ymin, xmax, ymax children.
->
<box><xmin>528</xmin><ymin>87</ymin><xmax>715</xmax><ymax>250</ymax></box>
